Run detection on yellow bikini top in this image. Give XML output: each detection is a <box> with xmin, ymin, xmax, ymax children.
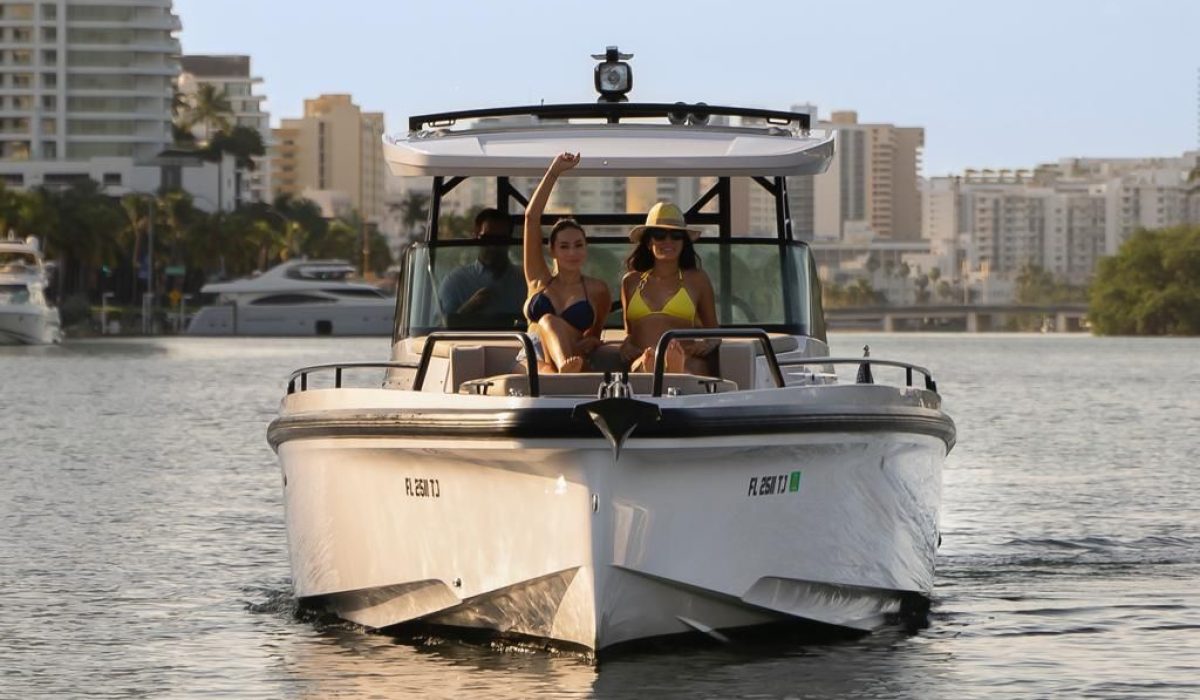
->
<box><xmin>626</xmin><ymin>270</ymin><xmax>697</xmax><ymax>324</ymax></box>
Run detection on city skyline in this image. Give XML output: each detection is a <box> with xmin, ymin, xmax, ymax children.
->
<box><xmin>174</xmin><ymin>0</ymin><xmax>1200</xmax><ymax>176</ymax></box>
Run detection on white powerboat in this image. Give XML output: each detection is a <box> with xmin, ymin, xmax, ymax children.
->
<box><xmin>269</xmin><ymin>57</ymin><xmax>955</xmax><ymax>658</ymax></box>
<box><xmin>0</xmin><ymin>236</ymin><xmax>62</xmax><ymax>345</ymax></box>
<box><xmin>187</xmin><ymin>259</ymin><xmax>393</xmax><ymax>336</ymax></box>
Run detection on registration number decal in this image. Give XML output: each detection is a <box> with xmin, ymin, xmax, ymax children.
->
<box><xmin>405</xmin><ymin>477</ymin><xmax>441</xmax><ymax>498</ymax></box>
<box><xmin>748</xmin><ymin>471</ymin><xmax>801</xmax><ymax>497</ymax></box>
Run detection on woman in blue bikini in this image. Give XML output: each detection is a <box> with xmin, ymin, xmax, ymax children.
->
<box><xmin>521</xmin><ymin>153</ymin><xmax>612</xmax><ymax>373</ymax></box>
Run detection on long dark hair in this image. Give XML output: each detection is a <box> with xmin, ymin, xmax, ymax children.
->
<box><xmin>549</xmin><ymin>218</ymin><xmax>585</xmax><ymax>247</ymax></box>
<box><xmin>625</xmin><ymin>230</ymin><xmax>699</xmax><ymax>272</ymax></box>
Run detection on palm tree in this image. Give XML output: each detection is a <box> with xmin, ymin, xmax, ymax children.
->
<box><xmin>205</xmin><ymin>126</ymin><xmax>265</xmax><ymax>170</ymax></box>
<box><xmin>186</xmin><ymin>84</ymin><xmax>233</xmax><ymax>145</ymax></box>
<box><xmin>395</xmin><ymin>191</ymin><xmax>430</xmax><ymax>241</ymax></box>
<box><xmin>914</xmin><ymin>273</ymin><xmax>931</xmax><ymax>304</ymax></box>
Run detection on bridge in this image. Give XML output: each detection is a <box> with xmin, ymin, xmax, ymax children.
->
<box><xmin>824</xmin><ymin>303</ymin><xmax>1091</xmax><ymax>332</ymax></box>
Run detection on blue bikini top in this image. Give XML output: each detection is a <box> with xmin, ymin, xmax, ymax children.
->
<box><xmin>525</xmin><ymin>277</ymin><xmax>594</xmax><ymax>332</ymax></box>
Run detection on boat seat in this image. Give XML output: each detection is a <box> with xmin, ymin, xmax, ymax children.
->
<box><xmin>443</xmin><ymin>333</ymin><xmax>800</xmax><ymax>393</ymax></box>
<box><xmin>447</xmin><ymin>344</ymin><xmax>521</xmax><ymax>391</ymax></box>
<box><xmin>460</xmin><ymin>372</ymin><xmax>737</xmax><ymax>397</ymax></box>
<box><xmin>715</xmin><ymin>336</ymin><xmax>799</xmax><ymax>391</ymax></box>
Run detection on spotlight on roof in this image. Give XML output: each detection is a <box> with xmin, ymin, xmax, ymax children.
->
<box><xmin>592</xmin><ymin>46</ymin><xmax>633</xmax><ymax>103</ymax></box>
<box><xmin>668</xmin><ymin>102</ymin><xmax>688</xmax><ymax>126</ymax></box>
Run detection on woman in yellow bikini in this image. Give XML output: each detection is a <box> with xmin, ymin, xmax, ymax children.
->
<box><xmin>618</xmin><ymin>202</ymin><xmax>718</xmax><ymax>374</ymax></box>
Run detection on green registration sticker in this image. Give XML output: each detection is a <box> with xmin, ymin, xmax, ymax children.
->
<box><xmin>788</xmin><ymin>471</ymin><xmax>802</xmax><ymax>492</ymax></box>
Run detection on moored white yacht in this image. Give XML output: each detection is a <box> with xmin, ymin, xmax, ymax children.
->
<box><xmin>268</xmin><ymin>51</ymin><xmax>955</xmax><ymax>658</ymax></box>
<box><xmin>0</xmin><ymin>236</ymin><xmax>62</xmax><ymax>345</ymax></box>
<box><xmin>186</xmin><ymin>259</ymin><xmax>393</xmax><ymax>336</ymax></box>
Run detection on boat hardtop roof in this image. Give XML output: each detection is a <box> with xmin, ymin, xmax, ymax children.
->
<box><xmin>201</xmin><ymin>259</ymin><xmax>373</xmax><ymax>294</ymax></box>
<box><xmin>385</xmin><ymin>102</ymin><xmax>834</xmax><ymax>178</ymax></box>
<box><xmin>0</xmin><ymin>239</ymin><xmax>45</xmax><ymax>276</ymax></box>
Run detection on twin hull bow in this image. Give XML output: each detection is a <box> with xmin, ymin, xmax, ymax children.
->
<box><xmin>274</xmin><ymin>395</ymin><xmax>947</xmax><ymax>653</ymax></box>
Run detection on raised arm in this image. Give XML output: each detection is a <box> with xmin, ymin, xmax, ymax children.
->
<box><xmin>523</xmin><ymin>152</ymin><xmax>580</xmax><ymax>286</ymax></box>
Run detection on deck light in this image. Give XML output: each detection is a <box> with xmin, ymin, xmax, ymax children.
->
<box><xmin>593</xmin><ymin>46</ymin><xmax>633</xmax><ymax>103</ymax></box>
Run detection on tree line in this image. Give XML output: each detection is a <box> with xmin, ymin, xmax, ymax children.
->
<box><xmin>0</xmin><ymin>82</ymin><xmax>396</xmax><ymax>318</ymax></box>
<box><xmin>1090</xmin><ymin>225</ymin><xmax>1200</xmax><ymax>335</ymax></box>
<box><xmin>0</xmin><ymin>181</ymin><xmax>393</xmax><ymax>309</ymax></box>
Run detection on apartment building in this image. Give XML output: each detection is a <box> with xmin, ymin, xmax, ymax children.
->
<box><xmin>0</xmin><ymin>0</ymin><xmax>180</xmax><ymax>190</ymax></box>
<box><xmin>923</xmin><ymin>152</ymin><xmax>1199</xmax><ymax>287</ymax></box>
<box><xmin>811</xmin><ymin>111</ymin><xmax>924</xmax><ymax>241</ymax></box>
<box><xmin>272</xmin><ymin>94</ymin><xmax>385</xmax><ymax>222</ymax></box>
<box><xmin>177</xmin><ymin>54</ymin><xmax>270</xmax><ymax>202</ymax></box>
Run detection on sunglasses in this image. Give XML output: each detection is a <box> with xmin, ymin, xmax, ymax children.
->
<box><xmin>647</xmin><ymin>229</ymin><xmax>687</xmax><ymax>242</ymax></box>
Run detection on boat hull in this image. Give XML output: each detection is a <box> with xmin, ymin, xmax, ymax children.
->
<box><xmin>187</xmin><ymin>302</ymin><xmax>392</xmax><ymax>336</ymax></box>
<box><xmin>0</xmin><ymin>307</ymin><xmax>62</xmax><ymax>345</ymax></box>
<box><xmin>278</xmin><ymin>428</ymin><xmax>944</xmax><ymax>652</ymax></box>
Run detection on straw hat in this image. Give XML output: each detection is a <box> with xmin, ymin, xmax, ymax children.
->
<box><xmin>628</xmin><ymin>202</ymin><xmax>702</xmax><ymax>243</ymax></box>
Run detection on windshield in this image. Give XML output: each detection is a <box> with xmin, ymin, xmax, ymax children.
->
<box><xmin>0</xmin><ymin>251</ymin><xmax>38</xmax><ymax>270</ymax></box>
<box><xmin>396</xmin><ymin>239</ymin><xmax>824</xmax><ymax>340</ymax></box>
<box><xmin>0</xmin><ymin>283</ymin><xmax>31</xmax><ymax>304</ymax></box>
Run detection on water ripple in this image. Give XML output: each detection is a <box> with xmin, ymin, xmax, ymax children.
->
<box><xmin>1</xmin><ymin>334</ymin><xmax>1198</xmax><ymax>698</ymax></box>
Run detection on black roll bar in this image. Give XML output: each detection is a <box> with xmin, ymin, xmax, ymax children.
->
<box><xmin>409</xmin><ymin>102</ymin><xmax>811</xmax><ymax>132</ymax></box>
<box><xmin>286</xmin><ymin>361</ymin><xmax>419</xmax><ymax>395</ymax></box>
<box><xmin>412</xmin><ymin>331</ymin><xmax>541</xmax><ymax>396</ymax></box>
<box><xmin>777</xmin><ymin>357</ymin><xmax>939</xmax><ymax>393</ymax></box>
<box><xmin>650</xmin><ymin>329</ymin><xmax>785</xmax><ymax>397</ymax></box>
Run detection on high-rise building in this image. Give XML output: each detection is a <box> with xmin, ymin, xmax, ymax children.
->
<box><xmin>812</xmin><ymin>111</ymin><xmax>924</xmax><ymax>241</ymax></box>
<box><xmin>272</xmin><ymin>94</ymin><xmax>385</xmax><ymax>222</ymax></box>
<box><xmin>0</xmin><ymin>0</ymin><xmax>181</xmax><ymax>189</ymax></box>
<box><xmin>177</xmin><ymin>54</ymin><xmax>270</xmax><ymax>202</ymax></box>
<box><xmin>923</xmin><ymin>153</ymin><xmax>1199</xmax><ymax>288</ymax></box>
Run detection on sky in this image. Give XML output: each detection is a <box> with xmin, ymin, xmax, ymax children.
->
<box><xmin>173</xmin><ymin>0</ymin><xmax>1200</xmax><ymax>176</ymax></box>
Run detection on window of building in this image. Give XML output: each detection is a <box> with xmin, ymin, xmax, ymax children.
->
<box><xmin>65</xmin><ymin>142</ymin><xmax>134</xmax><ymax>159</ymax></box>
<box><xmin>41</xmin><ymin>27</ymin><xmax>56</xmax><ymax>42</ymax></box>
<box><xmin>102</xmin><ymin>172</ymin><xmax>122</xmax><ymax>186</ymax></box>
<box><xmin>39</xmin><ymin>73</ymin><xmax>54</xmax><ymax>89</ymax></box>
<box><xmin>44</xmin><ymin>173</ymin><xmax>92</xmax><ymax>187</ymax></box>
<box><xmin>66</xmin><ymin>74</ymin><xmax>136</xmax><ymax>90</ymax></box>
<box><xmin>0</xmin><ymin>118</ymin><xmax>30</xmax><ymax>133</ymax></box>
<box><xmin>67</xmin><ymin>96</ymin><xmax>138</xmax><ymax>112</ymax></box>
<box><xmin>66</xmin><ymin>5</ymin><xmax>133</xmax><ymax>21</ymax></box>
<box><xmin>41</xmin><ymin>3</ymin><xmax>56</xmax><ymax>20</ymax></box>
<box><xmin>67</xmin><ymin>120</ymin><xmax>135</xmax><ymax>136</ymax></box>
<box><xmin>41</xmin><ymin>95</ymin><xmax>55</xmax><ymax>109</ymax></box>
<box><xmin>2</xmin><ymin>4</ymin><xmax>34</xmax><ymax>21</ymax></box>
<box><xmin>42</xmin><ymin>50</ymin><xmax>57</xmax><ymax>65</ymax></box>
<box><xmin>39</xmin><ymin>118</ymin><xmax>55</xmax><ymax>135</ymax></box>
<box><xmin>40</xmin><ymin>141</ymin><xmax>56</xmax><ymax>159</ymax></box>
<box><xmin>1</xmin><ymin>141</ymin><xmax>32</xmax><ymax>161</ymax></box>
<box><xmin>1</xmin><ymin>173</ymin><xmax>24</xmax><ymax>186</ymax></box>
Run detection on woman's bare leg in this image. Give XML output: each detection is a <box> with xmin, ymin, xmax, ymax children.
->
<box><xmin>665</xmin><ymin>339</ymin><xmax>686</xmax><ymax>373</ymax></box>
<box><xmin>536</xmin><ymin>315</ymin><xmax>585</xmax><ymax>372</ymax></box>
<box><xmin>632</xmin><ymin>340</ymin><xmax>685</xmax><ymax>373</ymax></box>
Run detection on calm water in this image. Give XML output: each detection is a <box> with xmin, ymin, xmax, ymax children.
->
<box><xmin>1</xmin><ymin>333</ymin><xmax>1198</xmax><ymax>698</ymax></box>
